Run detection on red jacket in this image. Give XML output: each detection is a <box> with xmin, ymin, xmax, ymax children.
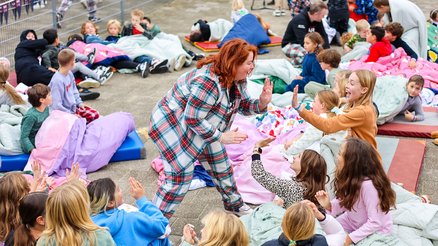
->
<box><xmin>365</xmin><ymin>38</ymin><xmax>392</xmax><ymax>62</ymax></box>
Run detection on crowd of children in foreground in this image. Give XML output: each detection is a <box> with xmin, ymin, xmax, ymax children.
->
<box><xmin>1</xmin><ymin>2</ymin><xmax>438</xmax><ymax>246</ymax></box>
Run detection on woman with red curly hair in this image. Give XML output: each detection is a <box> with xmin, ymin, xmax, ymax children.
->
<box><xmin>149</xmin><ymin>39</ymin><xmax>273</xmax><ymax>218</ymax></box>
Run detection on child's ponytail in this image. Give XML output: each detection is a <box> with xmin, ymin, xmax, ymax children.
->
<box><xmin>304</xmin><ymin>32</ymin><xmax>325</xmax><ymax>54</ymax></box>
<box><xmin>316</xmin><ymin>90</ymin><xmax>340</xmax><ymax>118</ymax></box>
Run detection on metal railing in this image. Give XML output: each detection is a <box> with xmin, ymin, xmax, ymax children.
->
<box><xmin>0</xmin><ymin>0</ymin><xmax>161</xmax><ymax>67</ymax></box>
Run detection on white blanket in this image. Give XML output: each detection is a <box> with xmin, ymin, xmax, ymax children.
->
<box><xmin>108</xmin><ymin>33</ymin><xmax>190</xmax><ymax>62</ymax></box>
<box><xmin>0</xmin><ymin>104</ymin><xmax>28</xmax><ymax>155</ymax></box>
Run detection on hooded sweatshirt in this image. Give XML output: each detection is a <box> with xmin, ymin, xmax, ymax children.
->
<box><xmin>365</xmin><ymin>38</ymin><xmax>392</xmax><ymax>62</ymax></box>
<box><xmin>91</xmin><ymin>197</ymin><xmax>170</xmax><ymax>246</ymax></box>
<box><xmin>14</xmin><ymin>30</ymin><xmax>54</xmax><ymax>85</ymax></box>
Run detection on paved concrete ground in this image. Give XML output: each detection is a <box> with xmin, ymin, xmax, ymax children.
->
<box><xmin>3</xmin><ymin>0</ymin><xmax>437</xmax><ymax>244</ymax></box>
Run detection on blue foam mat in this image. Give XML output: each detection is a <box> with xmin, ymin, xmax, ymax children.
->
<box><xmin>0</xmin><ymin>131</ymin><xmax>145</xmax><ymax>172</ymax></box>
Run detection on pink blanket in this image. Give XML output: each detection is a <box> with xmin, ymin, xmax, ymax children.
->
<box><xmin>349</xmin><ymin>48</ymin><xmax>438</xmax><ymax>89</ymax></box>
<box><xmin>225</xmin><ymin>115</ymin><xmax>307</xmax><ymax>204</ymax></box>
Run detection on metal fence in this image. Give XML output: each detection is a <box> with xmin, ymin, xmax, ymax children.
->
<box><xmin>0</xmin><ymin>0</ymin><xmax>160</xmax><ymax>66</ymax></box>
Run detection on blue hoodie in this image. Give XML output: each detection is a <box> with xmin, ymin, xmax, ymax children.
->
<box><xmin>91</xmin><ymin>197</ymin><xmax>170</xmax><ymax>246</ymax></box>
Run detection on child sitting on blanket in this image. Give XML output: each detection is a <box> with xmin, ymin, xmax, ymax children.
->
<box><xmin>262</xmin><ymin>201</ymin><xmax>346</xmax><ymax>246</ymax></box>
<box><xmin>75</xmin><ymin>25</ymin><xmax>151</xmax><ymax>78</ymax></box>
<box><xmin>282</xmin><ymin>90</ymin><xmax>347</xmax><ymax>158</ymax></box>
<box><xmin>49</xmin><ymin>49</ymin><xmax>100</xmax><ymax>124</ymax></box>
<box><xmin>111</xmin><ymin>14</ymin><xmax>169</xmax><ymax>73</ymax></box>
<box><xmin>315</xmin><ymin>138</ymin><xmax>395</xmax><ymax>245</ymax></box>
<box><xmin>87</xmin><ymin>177</ymin><xmax>171</xmax><ymax>246</ymax></box>
<box><xmin>13</xmin><ymin>192</ymin><xmax>48</xmax><ymax>246</ymax></box>
<box><xmin>398</xmin><ymin>75</ymin><xmax>425</xmax><ymax>122</ymax></box>
<box><xmin>42</xmin><ymin>28</ymin><xmax>113</xmax><ymax>89</ymax></box>
<box><xmin>231</xmin><ymin>0</ymin><xmax>249</xmax><ymax>23</ymax></box>
<box><xmin>121</xmin><ymin>9</ymin><xmax>156</xmax><ymax>40</ymax></box>
<box><xmin>251</xmin><ymin>138</ymin><xmax>327</xmax><ymax>209</ymax></box>
<box><xmin>364</xmin><ymin>26</ymin><xmax>392</xmax><ymax>62</ymax></box>
<box><xmin>181</xmin><ymin>210</ymin><xmax>249</xmax><ymax>246</ymax></box>
<box><xmin>0</xmin><ymin>62</ymin><xmax>27</xmax><ymax>106</ymax></box>
<box><xmin>285</xmin><ymin>32</ymin><xmax>326</xmax><ymax>93</ymax></box>
<box><xmin>20</xmin><ymin>84</ymin><xmax>51</xmax><ymax>154</ymax></box>
<box><xmin>293</xmin><ymin>70</ymin><xmax>378</xmax><ymax>149</ymax></box>
<box><xmin>385</xmin><ymin>22</ymin><xmax>418</xmax><ymax>60</ymax></box>
<box><xmin>106</xmin><ymin>19</ymin><xmax>122</xmax><ymax>43</ymax></box>
<box><xmin>304</xmin><ymin>49</ymin><xmax>342</xmax><ymax>99</ymax></box>
<box><xmin>344</xmin><ymin>19</ymin><xmax>370</xmax><ymax>53</ymax></box>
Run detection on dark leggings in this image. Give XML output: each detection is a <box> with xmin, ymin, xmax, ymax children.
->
<box><xmin>110</xmin><ymin>60</ymin><xmax>140</xmax><ymax>70</ymax></box>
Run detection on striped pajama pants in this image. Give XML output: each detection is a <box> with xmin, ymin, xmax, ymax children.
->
<box><xmin>153</xmin><ymin>141</ymin><xmax>244</xmax><ymax>218</ymax></box>
<box><xmin>57</xmin><ymin>0</ymin><xmax>96</xmax><ymax>18</ymax></box>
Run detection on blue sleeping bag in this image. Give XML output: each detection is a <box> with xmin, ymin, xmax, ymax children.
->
<box><xmin>218</xmin><ymin>14</ymin><xmax>271</xmax><ymax>51</ymax></box>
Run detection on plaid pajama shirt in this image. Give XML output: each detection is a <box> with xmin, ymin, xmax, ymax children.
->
<box><xmin>57</xmin><ymin>0</ymin><xmax>97</xmax><ymax>18</ymax></box>
<box><xmin>149</xmin><ymin>64</ymin><xmax>265</xmax><ymax>218</ymax></box>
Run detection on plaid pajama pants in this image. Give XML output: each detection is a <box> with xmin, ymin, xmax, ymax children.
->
<box><xmin>57</xmin><ymin>0</ymin><xmax>96</xmax><ymax>18</ymax></box>
<box><xmin>282</xmin><ymin>43</ymin><xmax>306</xmax><ymax>67</ymax></box>
<box><xmin>153</xmin><ymin>141</ymin><xmax>243</xmax><ymax>218</ymax></box>
<box><xmin>76</xmin><ymin>105</ymin><xmax>99</xmax><ymax>123</ymax></box>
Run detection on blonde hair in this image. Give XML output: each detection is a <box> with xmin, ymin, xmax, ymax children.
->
<box><xmin>40</xmin><ymin>181</ymin><xmax>103</xmax><ymax>246</ymax></box>
<box><xmin>0</xmin><ymin>63</ymin><xmax>26</xmax><ymax>105</ymax></box>
<box><xmin>0</xmin><ymin>173</ymin><xmax>30</xmax><ymax>241</ymax></box>
<box><xmin>199</xmin><ymin>210</ymin><xmax>249</xmax><ymax>246</ymax></box>
<box><xmin>356</xmin><ymin>19</ymin><xmax>370</xmax><ymax>32</ymax></box>
<box><xmin>316</xmin><ymin>90</ymin><xmax>340</xmax><ymax>117</ymax></box>
<box><xmin>282</xmin><ymin>203</ymin><xmax>315</xmax><ymax>243</ymax></box>
<box><xmin>107</xmin><ymin>19</ymin><xmax>122</xmax><ymax>33</ymax></box>
<box><xmin>232</xmin><ymin>0</ymin><xmax>245</xmax><ymax>11</ymax></box>
<box><xmin>131</xmin><ymin>9</ymin><xmax>145</xmax><ymax>19</ymax></box>
<box><xmin>347</xmin><ymin>70</ymin><xmax>376</xmax><ymax>109</ymax></box>
<box><xmin>87</xmin><ymin>178</ymin><xmax>117</xmax><ymax>216</ymax></box>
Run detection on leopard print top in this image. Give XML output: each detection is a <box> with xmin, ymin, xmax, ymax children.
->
<box><xmin>251</xmin><ymin>154</ymin><xmax>306</xmax><ymax>208</ymax></box>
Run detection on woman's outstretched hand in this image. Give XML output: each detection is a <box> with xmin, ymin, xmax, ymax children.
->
<box><xmin>259</xmin><ymin>77</ymin><xmax>273</xmax><ymax>110</ymax></box>
<box><xmin>220</xmin><ymin>128</ymin><xmax>248</xmax><ymax>144</ymax></box>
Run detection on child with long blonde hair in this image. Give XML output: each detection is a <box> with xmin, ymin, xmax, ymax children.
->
<box><xmin>181</xmin><ymin>210</ymin><xmax>249</xmax><ymax>246</ymax></box>
<box><xmin>263</xmin><ymin>201</ymin><xmax>346</xmax><ymax>245</ymax></box>
<box><xmin>283</xmin><ymin>90</ymin><xmax>346</xmax><ymax>157</ymax></box>
<box><xmin>332</xmin><ymin>70</ymin><xmax>352</xmax><ymax>107</ymax></box>
<box><xmin>285</xmin><ymin>32</ymin><xmax>326</xmax><ymax>93</ymax></box>
<box><xmin>231</xmin><ymin>0</ymin><xmax>249</xmax><ymax>23</ymax></box>
<box><xmin>0</xmin><ymin>62</ymin><xmax>26</xmax><ymax>106</ymax></box>
<box><xmin>293</xmin><ymin>69</ymin><xmax>378</xmax><ymax>148</ymax></box>
<box><xmin>37</xmin><ymin>181</ymin><xmax>115</xmax><ymax>246</ymax></box>
<box><xmin>315</xmin><ymin>138</ymin><xmax>395</xmax><ymax>245</ymax></box>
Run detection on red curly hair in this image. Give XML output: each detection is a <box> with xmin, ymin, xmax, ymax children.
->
<box><xmin>196</xmin><ymin>39</ymin><xmax>257</xmax><ymax>89</ymax></box>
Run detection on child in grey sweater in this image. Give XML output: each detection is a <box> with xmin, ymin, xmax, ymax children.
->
<box><xmin>399</xmin><ymin>75</ymin><xmax>425</xmax><ymax>122</ymax></box>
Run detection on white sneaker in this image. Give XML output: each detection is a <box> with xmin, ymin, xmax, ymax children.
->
<box><xmin>78</xmin><ymin>77</ymin><xmax>100</xmax><ymax>88</ymax></box>
<box><xmin>229</xmin><ymin>203</ymin><xmax>253</xmax><ymax>217</ymax></box>
<box><xmin>174</xmin><ymin>55</ymin><xmax>186</xmax><ymax>71</ymax></box>
<box><xmin>99</xmin><ymin>70</ymin><xmax>113</xmax><ymax>85</ymax></box>
<box><xmin>280</xmin><ymin>10</ymin><xmax>286</xmax><ymax>16</ymax></box>
<box><xmin>273</xmin><ymin>9</ymin><xmax>281</xmax><ymax>17</ymax></box>
<box><xmin>167</xmin><ymin>57</ymin><xmax>176</xmax><ymax>72</ymax></box>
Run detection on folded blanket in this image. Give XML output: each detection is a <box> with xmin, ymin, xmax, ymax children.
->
<box><xmin>0</xmin><ymin>104</ymin><xmax>28</xmax><ymax>155</ymax></box>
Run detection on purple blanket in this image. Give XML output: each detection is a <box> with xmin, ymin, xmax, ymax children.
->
<box><xmin>26</xmin><ymin>110</ymin><xmax>135</xmax><ymax>178</ymax></box>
